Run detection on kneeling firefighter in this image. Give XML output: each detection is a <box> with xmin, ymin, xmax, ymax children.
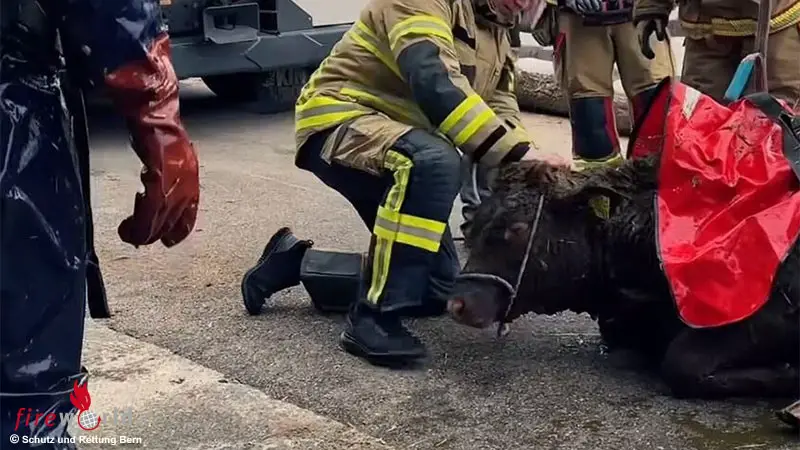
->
<box><xmin>533</xmin><ymin>0</ymin><xmax>674</xmax><ymax>170</ymax></box>
<box><xmin>1</xmin><ymin>0</ymin><xmax>200</xmax><ymax>447</ymax></box>
<box><xmin>241</xmin><ymin>0</ymin><xmax>563</xmax><ymax>367</ymax></box>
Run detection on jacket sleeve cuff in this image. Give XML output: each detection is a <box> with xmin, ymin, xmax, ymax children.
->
<box><xmin>500</xmin><ymin>143</ymin><xmax>530</xmax><ymax>165</ymax></box>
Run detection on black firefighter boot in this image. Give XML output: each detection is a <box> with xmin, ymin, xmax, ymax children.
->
<box><xmin>339</xmin><ymin>302</ymin><xmax>428</xmax><ymax>368</ymax></box>
<box><xmin>242</xmin><ymin>227</ymin><xmax>367</xmax><ymax>315</ymax></box>
<box><xmin>241</xmin><ymin>227</ymin><xmax>313</xmax><ymax>315</ymax></box>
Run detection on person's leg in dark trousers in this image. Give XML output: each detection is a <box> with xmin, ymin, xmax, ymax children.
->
<box><xmin>240</xmin><ymin>128</ymin><xmax>461</xmax><ymax>365</ymax></box>
<box><xmin>458</xmin><ymin>152</ymin><xmax>493</xmax><ymax>239</ymax></box>
<box><xmin>340</xmin><ymin>128</ymin><xmax>462</xmax><ymax>365</ymax></box>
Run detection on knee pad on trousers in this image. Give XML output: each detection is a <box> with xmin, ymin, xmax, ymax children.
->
<box><xmin>569</xmin><ymin>97</ymin><xmax>620</xmax><ymax>160</ymax></box>
<box><xmin>300</xmin><ymin>249</ymin><xmax>365</xmax><ymax>314</ymax></box>
<box><xmin>393</xmin><ymin>129</ymin><xmax>463</xmax><ymax>204</ymax></box>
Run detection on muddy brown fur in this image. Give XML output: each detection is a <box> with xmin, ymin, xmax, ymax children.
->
<box><xmin>450</xmin><ymin>157</ymin><xmax>800</xmax><ymax>400</ymax></box>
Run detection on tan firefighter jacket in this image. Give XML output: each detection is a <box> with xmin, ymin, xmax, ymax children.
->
<box><xmin>634</xmin><ymin>0</ymin><xmax>800</xmax><ymax>39</ymax></box>
<box><xmin>294</xmin><ymin>0</ymin><xmax>534</xmax><ymax>177</ymax></box>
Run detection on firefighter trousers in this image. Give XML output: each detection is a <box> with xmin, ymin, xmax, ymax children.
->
<box><xmin>297</xmin><ymin>125</ymin><xmax>462</xmax><ymax>314</ymax></box>
<box><xmin>681</xmin><ymin>25</ymin><xmax>800</xmax><ymax>108</ymax></box>
<box><xmin>1</xmin><ymin>63</ymin><xmax>88</xmax><ymax>447</ymax></box>
<box><xmin>553</xmin><ymin>11</ymin><xmax>674</xmax><ymax>161</ymax></box>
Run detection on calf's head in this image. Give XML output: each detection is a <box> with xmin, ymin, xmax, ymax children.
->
<box><xmin>446</xmin><ymin>160</ymin><xmax>631</xmax><ymax>329</ymax></box>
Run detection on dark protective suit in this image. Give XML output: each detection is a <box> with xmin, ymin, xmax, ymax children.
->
<box><xmin>1</xmin><ymin>1</ymin><xmax>199</xmax><ymax>447</ymax></box>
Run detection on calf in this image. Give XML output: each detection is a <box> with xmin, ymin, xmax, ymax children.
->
<box><xmin>446</xmin><ymin>157</ymin><xmax>799</xmax><ymax>399</ymax></box>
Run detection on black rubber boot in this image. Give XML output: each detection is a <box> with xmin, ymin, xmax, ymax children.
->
<box><xmin>776</xmin><ymin>399</ymin><xmax>800</xmax><ymax>429</ymax></box>
<box><xmin>300</xmin><ymin>249</ymin><xmax>365</xmax><ymax>314</ymax></box>
<box><xmin>241</xmin><ymin>227</ymin><xmax>313</xmax><ymax>315</ymax></box>
<box><xmin>300</xmin><ymin>246</ymin><xmax>446</xmax><ymax>316</ymax></box>
<box><xmin>339</xmin><ymin>303</ymin><xmax>427</xmax><ymax>368</ymax></box>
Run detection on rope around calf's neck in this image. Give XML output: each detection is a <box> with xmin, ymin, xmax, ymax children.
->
<box><xmin>496</xmin><ymin>194</ymin><xmax>545</xmax><ymax>337</ymax></box>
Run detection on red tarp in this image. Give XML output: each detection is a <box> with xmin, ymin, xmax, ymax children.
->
<box><xmin>629</xmin><ymin>79</ymin><xmax>800</xmax><ymax>328</ymax></box>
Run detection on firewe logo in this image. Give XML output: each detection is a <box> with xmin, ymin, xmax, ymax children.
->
<box><xmin>15</xmin><ymin>380</ymin><xmax>133</xmax><ymax>433</ymax></box>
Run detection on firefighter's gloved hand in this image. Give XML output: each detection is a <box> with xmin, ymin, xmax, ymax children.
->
<box><xmin>635</xmin><ymin>15</ymin><xmax>669</xmax><ymax>59</ymax></box>
<box><xmin>565</xmin><ymin>0</ymin><xmax>604</xmax><ymax>13</ymax></box>
<box><xmin>105</xmin><ymin>35</ymin><xmax>201</xmax><ymax>248</ymax></box>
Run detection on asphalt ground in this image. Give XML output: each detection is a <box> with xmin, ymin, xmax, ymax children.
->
<box><xmin>86</xmin><ymin>81</ymin><xmax>798</xmax><ymax>450</ymax></box>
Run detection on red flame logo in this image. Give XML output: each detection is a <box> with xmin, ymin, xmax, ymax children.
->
<box><xmin>70</xmin><ymin>381</ymin><xmax>102</xmax><ymax>431</ymax></box>
<box><xmin>70</xmin><ymin>381</ymin><xmax>91</xmax><ymax>411</ymax></box>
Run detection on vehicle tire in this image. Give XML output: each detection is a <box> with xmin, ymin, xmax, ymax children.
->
<box><xmin>202</xmin><ymin>67</ymin><xmax>315</xmax><ymax>113</ymax></box>
<box><xmin>202</xmin><ymin>74</ymin><xmax>263</xmax><ymax>103</ymax></box>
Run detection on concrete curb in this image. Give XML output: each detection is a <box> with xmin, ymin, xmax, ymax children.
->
<box><xmin>71</xmin><ymin>320</ymin><xmax>394</xmax><ymax>449</ymax></box>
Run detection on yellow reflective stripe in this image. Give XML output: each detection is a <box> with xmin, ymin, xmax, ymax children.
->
<box><xmin>477</xmin><ymin>129</ymin><xmax>521</xmax><ymax>167</ymax></box>
<box><xmin>374</xmin><ymin>206</ymin><xmax>445</xmax><ymax>252</ymax></box>
<box><xmin>681</xmin><ymin>3</ymin><xmax>800</xmax><ymax>36</ymax></box>
<box><xmin>296</xmin><ymin>111</ymin><xmax>365</xmax><ymax>131</ymax></box>
<box><xmin>387</xmin><ymin>15</ymin><xmax>454</xmax><ymax>50</ymax></box>
<box><xmin>339</xmin><ymin>87</ymin><xmax>427</xmax><ymax>125</ymax></box>
<box><xmin>366</xmin><ymin>150</ymin><xmax>414</xmax><ymax>304</ymax></box>
<box><xmin>377</xmin><ymin>207</ymin><xmax>447</xmax><ymax>235</ymax></box>
<box><xmin>294</xmin><ymin>96</ymin><xmax>370</xmax><ymax>131</ymax></box>
<box><xmin>382</xmin><ymin>151</ymin><xmax>413</xmax><ymax>212</ymax></box>
<box><xmin>296</xmin><ymin>95</ymin><xmax>352</xmax><ymax>112</ymax></box>
<box><xmin>374</xmin><ymin>225</ymin><xmax>441</xmax><ymax>253</ymax></box>
<box><xmin>438</xmin><ymin>94</ymin><xmax>495</xmax><ymax>147</ymax></box>
<box><xmin>454</xmin><ymin>109</ymin><xmax>494</xmax><ymax>147</ymax></box>
<box><xmin>439</xmin><ymin>94</ymin><xmax>481</xmax><ymax>133</ymax></box>
<box><xmin>359</xmin><ymin>20</ymin><xmax>380</xmax><ymax>40</ymax></box>
<box><xmin>348</xmin><ymin>21</ymin><xmax>403</xmax><ymax>79</ymax></box>
<box><xmin>298</xmin><ymin>54</ymin><xmax>334</xmax><ymax>104</ymax></box>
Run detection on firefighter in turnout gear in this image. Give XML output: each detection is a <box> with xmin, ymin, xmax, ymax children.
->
<box><xmin>634</xmin><ymin>0</ymin><xmax>800</xmax><ymax>107</ymax></box>
<box><xmin>1</xmin><ymin>0</ymin><xmax>199</xmax><ymax>447</ymax></box>
<box><xmin>540</xmin><ymin>0</ymin><xmax>674</xmax><ymax>170</ymax></box>
<box><xmin>241</xmin><ymin>0</ymin><xmax>561</xmax><ymax>367</ymax></box>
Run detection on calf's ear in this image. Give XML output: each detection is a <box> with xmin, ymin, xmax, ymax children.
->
<box><xmin>562</xmin><ymin>183</ymin><xmax>628</xmax><ymax>220</ymax></box>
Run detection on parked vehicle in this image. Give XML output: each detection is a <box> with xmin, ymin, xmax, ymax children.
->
<box><xmin>161</xmin><ymin>0</ymin><xmax>352</xmax><ymax>112</ymax></box>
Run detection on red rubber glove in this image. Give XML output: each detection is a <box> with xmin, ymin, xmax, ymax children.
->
<box><xmin>104</xmin><ymin>34</ymin><xmax>200</xmax><ymax>248</ymax></box>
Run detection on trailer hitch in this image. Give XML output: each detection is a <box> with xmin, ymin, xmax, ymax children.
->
<box><xmin>203</xmin><ymin>2</ymin><xmax>260</xmax><ymax>45</ymax></box>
